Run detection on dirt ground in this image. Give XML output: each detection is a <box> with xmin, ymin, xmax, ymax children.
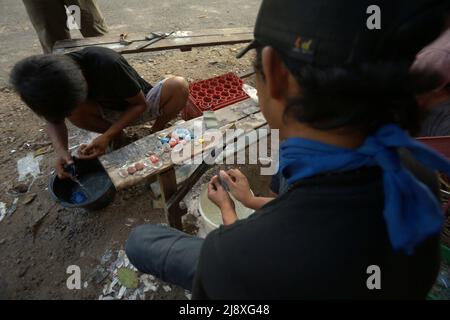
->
<box><xmin>0</xmin><ymin>45</ymin><xmax>449</xmax><ymax>301</ymax></box>
<box><xmin>0</xmin><ymin>45</ymin><xmax>273</xmax><ymax>299</ymax></box>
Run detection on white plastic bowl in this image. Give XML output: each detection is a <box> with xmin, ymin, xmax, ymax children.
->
<box><xmin>199</xmin><ymin>184</ymin><xmax>254</xmax><ymax>233</ymax></box>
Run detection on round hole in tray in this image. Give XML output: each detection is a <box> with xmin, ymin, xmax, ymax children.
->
<box><xmin>204</xmin><ymin>97</ymin><xmax>212</xmax><ymax>103</ymax></box>
<box><xmin>218</xmin><ymin>79</ymin><xmax>225</xmax><ymax>84</ymax></box>
<box><xmin>230</xmin><ymin>89</ymin><xmax>237</xmax><ymax>94</ymax></box>
<box><xmin>222</xmin><ymin>92</ymin><xmax>229</xmax><ymax>97</ymax></box>
<box><xmin>198</xmin><ymin>91</ymin><xmax>205</xmax><ymax>97</ymax></box>
<box><xmin>216</xmin><ymin>87</ymin><xmax>223</xmax><ymax>92</ymax></box>
<box><xmin>207</xmin><ymin>89</ymin><xmax>214</xmax><ymax>94</ymax></box>
<box><xmin>224</xmin><ymin>84</ymin><xmax>231</xmax><ymax>89</ymax></box>
<box><xmin>213</xmin><ymin>95</ymin><xmax>220</xmax><ymax>100</ymax></box>
<box><xmin>201</xmin><ymin>84</ymin><xmax>208</xmax><ymax>89</ymax></box>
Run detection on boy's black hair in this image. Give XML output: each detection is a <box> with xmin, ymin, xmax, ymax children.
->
<box><xmin>10</xmin><ymin>54</ymin><xmax>87</xmax><ymax>122</ymax></box>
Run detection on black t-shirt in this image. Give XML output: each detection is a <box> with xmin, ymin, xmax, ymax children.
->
<box><xmin>67</xmin><ymin>47</ymin><xmax>152</xmax><ymax>111</ymax></box>
<box><xmin>269</xmin><ymin>171</ymin><xmax>289</xmax><ymax>195</ymax></box>
<box><xmin>193</xmin><ymin>161</ymin><xmax>441</xmax><ymax>299</ymax></box>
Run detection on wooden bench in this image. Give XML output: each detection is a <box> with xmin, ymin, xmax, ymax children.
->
<box><xmin>53</xmin><ymin>27</ymin><xmax>253</xmax><ymax>54</ymax></box>
<box><xmin>99</xmin><ymin>98</ymin><xmax>269</xmax><ymax>229</ymax></box>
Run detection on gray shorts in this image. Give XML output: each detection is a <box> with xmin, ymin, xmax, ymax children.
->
<box><xmin>101</xmin><ymin>79</ymin><xmax>166</xmax><ymax>125</ymax></box>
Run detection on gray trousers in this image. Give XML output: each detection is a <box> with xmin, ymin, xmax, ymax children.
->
<box><xmin>125</xmin><ymin>224</ymin><xmax>204</xmax><ymax>291</ymax></box>
<box><xmin>23</xmin><ymin>0</ymin><xmax>108</xmax><ymax>53</ymax></box>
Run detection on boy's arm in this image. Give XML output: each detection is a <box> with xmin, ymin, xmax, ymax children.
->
<box><xmin>243</xmin><ymin>196</ymin><xmax>275</xmax><ymax>211</ymax></box>
<box><xmin>46</xmin><ymin>121</ymin><xmax>73</xmax><ymax>179</ymax></box>
<box><xmin>78</xmin><ymin>91</ymin><xmax>147</xmax><ymax>159</ymax></box>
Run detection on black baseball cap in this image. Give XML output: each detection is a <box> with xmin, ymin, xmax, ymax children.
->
<box><xmin>237</xmin><ymin>0</ymin><xmax>449</xmax><ymax>66</ymax></box>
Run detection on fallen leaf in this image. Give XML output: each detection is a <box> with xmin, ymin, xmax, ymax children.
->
<box><xmin>117</xmin><ymin>267</ymin><xmax>138</xmax><ymax>289</ymax></box>
<box><xmin>34</xmin><ymin>145</ymin><xmax>53</xmax><ymax>157</ymax></box>
<box><xmin>23</xmin><ymin>193</ymin><xmax>37</xmax><ymax>205</ymax></box>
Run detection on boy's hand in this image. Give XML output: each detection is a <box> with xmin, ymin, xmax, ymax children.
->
<box><xmin>219</xmin><ymin>169</ymin><xmax>254</xmax><ymax>208</ymax></box>
<box><xmin>55</xmin><ymin>153</ymin><xmax>74</xmax><ymax>180</ymax></box>
<box><xmin>208</xmin><ymin>175</ymin><xmax>237</xmax><ymax>225</ymax></box>
<box><xmin>78</xmin><ymin>134</ymin><xmax>110</xmax><ymax>159</ymax></box>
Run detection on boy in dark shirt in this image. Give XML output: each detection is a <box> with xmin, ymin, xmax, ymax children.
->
<box><xmin>10</xmin><ymin>47</ymin><xmax>188</xmax><ymax>179</ymax></box>
<box><xmin>125</xmin><ymin>0</ymin><xmax>450</xmax><ymax>299</ymax></box>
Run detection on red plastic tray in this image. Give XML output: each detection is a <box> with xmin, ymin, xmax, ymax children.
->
<box><xmin>182</xmin><ymin>72</ymin><xmax>249</xmax><ymax>120</ymax></box>
<box><xmin>417</xmin><ymin>136</ymin><xmax>450</xmax><ymax>160</ymax></box>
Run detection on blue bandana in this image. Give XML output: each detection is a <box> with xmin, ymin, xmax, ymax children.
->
<box><xmin>280</xmin><ymin>124</ymin><xmax>450</xmax><ymax>254</ymax></box>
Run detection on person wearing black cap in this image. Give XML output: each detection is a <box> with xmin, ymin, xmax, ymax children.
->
<box><xmin>126</xmin><ymin>0</ymin><xmax>450</xmax><ymax>299</ymax></box>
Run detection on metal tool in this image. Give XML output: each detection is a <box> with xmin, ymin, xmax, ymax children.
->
<box><xmin>119</xmin><ymin>32</ymin><xmax>131</xmax><ymax>45</ymax></box>
<box><xmin>135</xmin><ymin>31</ymin><xmax>174</xmax><ymax>51</ymax></box>
<box><xmin>216</xmin><ymin>169</ymin><xmax>230</xmax><ymax>192</ymax></box>
<box><xmin>64</xmin><ymin>163</ymin><xmax>82</xmax><ymax>185</ymax></box>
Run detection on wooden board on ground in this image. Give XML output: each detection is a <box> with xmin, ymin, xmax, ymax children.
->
<box><xmin>53</xmin><ymin>27</ymin><xmax>253</xmax><ymax>54</ymax></box>
<box><xmin>99</xmin><ymin>98</ymin><xmax>265</xmax><ymax>190</ymax></box>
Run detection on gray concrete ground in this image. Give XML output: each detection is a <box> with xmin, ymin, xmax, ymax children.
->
<box><xmin>0</xmin><ymin>0</ymin><xmax>261</xmax><ymax>86</ymax></box>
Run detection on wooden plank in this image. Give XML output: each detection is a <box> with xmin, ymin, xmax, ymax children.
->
<box><xmin>99</xmin><ymin>98</ymin><xmax>263</xmax><ymax>190</ymax></box>
<box><xmin>100</xmin><ymin>99</ymin><xmax>258</xmax><ymax>189</ymax></box>
<box><xmin>171</xmin><ymin>112</ymin><xmax>267</xmax><ymax>166</ymax></box>
<box><xmin>53</xmin><ymin>27</ymin><xmax>253</xmax><ymax>54</ymax></box>
<box><xmin>237</xmin><ymin>70</ymin><xmax>256</xmax><ymax>79</ymax></box>
<box><xmin>54</xmin><ymin>28</ymin><xmax>252</xmax><ymax>48</ymax></box>
<box><xmin>100</xmin><ymin>98</ymin><xmax>258</xmax><ymax>171</ymax></box>
<box><xmin>158</xmin><ymin>167</ymin><xmax>184</xmax><ymax>229</ymax></box>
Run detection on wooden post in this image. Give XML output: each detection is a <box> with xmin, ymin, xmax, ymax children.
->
<box><xmin>158</xmin><ymin>168</ymin><xmax>185</xmax><ymax>230</ymax></box>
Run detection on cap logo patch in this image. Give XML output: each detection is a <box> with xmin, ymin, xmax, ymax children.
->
<box><xmin>294</xmin><ymin>36</ymin><xmax>302</xmax><ymax>49</ymax></box>
<box><xmin>294</xmin><ymin>36</ymin><xmax>315</xmax><ymax>55</ymax></box>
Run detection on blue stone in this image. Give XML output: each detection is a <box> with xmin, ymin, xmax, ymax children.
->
<box><xmin>70</xmin><ymin>191</ymin><xmax>87</xmax><ymax>204</ymax></box>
